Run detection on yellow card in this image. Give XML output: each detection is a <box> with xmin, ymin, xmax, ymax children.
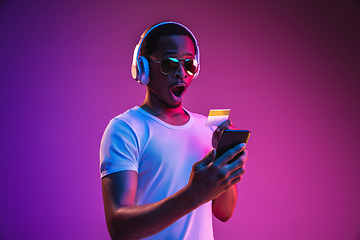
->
<box><xmin>205</xmin><ymin>109</ymin><xmax>230</xmax><ymax>126</ymax></box>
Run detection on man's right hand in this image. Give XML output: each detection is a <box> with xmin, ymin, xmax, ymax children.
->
<box><xmin>187</xmin><ymin>143</ymin><xmax>248</xmax><ymax>205</ymax></box>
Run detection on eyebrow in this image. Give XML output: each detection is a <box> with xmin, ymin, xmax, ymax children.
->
<box><xmin>162</xmin><ymin>51</ymin><xmax>194</xmax><ymax>58</ymax></box>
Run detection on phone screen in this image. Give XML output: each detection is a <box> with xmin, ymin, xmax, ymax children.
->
<box><xmin>216</xmin><ymin>130</ymin><xmax>251</xmax><ymax>162</ymax></box>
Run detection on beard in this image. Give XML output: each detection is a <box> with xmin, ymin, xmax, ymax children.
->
<box><xmin>164</xmin><ymin>101</ymin><xmax>181</xmax><ymax>109</ymax></box>
<box><xmin>158</xmin><ymin>96</ymin><xmax>182</xmax><ymax>109</ymax></box>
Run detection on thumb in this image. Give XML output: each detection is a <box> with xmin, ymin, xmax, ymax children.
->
<box><xmin>206</xmin><ymin>148</ymin><xmax>216</xmax><ymax>161</ymax></box>
<box><xmin>194</xmin><ymin>149</ymin><xmax>216</xmax><ymax>171</ymax></box>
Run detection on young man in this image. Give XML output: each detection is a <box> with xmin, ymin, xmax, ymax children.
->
<box><xmin>100</xmin><ymin>22</ymin><xmax>249</xmax><ymax>240</ymax></box>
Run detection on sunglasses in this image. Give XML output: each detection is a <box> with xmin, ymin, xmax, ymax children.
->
<box><xmin>151</xmin><ymin>58</ymin><xmax>199</xmax><ymax>76</ymax></box>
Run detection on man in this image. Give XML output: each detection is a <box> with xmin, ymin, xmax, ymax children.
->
<box><xmin>100</xmin><ymin>22</ymin><xmax>249</xmax><ymax>240</ymax></box>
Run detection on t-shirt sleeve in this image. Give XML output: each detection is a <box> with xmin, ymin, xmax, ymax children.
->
<box><xmin>99</xmin><ymin>119</ymin><xmax>139</xmax><ymax>178</ymax></box>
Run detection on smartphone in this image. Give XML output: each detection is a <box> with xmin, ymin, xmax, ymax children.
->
<box><xmin>215</xmin><ymin>129</ymin><xmax>251</xmax><ymax>163</ymax></box>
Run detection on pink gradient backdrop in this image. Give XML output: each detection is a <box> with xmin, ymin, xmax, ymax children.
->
<box><xmin>1</xmin><ymin>0</ymin><xmax>359</xmax><ymax>239</ymax></box>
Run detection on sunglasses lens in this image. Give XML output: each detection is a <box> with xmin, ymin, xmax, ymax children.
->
<box><xmin>161</xmin><ymin>58</ymin><xmax>179</xmax><ymax>75</ymax></box>
<box><xmin>160</xmin><ymin>58</ymin><xmax>198</xmax><ymax>75</ymax></box>
<box><xmin>184</xmin><ymin>59</ymin><xmax>198</xmax><ymax>75</ymax></box>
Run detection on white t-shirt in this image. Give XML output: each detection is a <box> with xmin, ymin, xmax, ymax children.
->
<box><xmin>100</xmin><ymin>106</ymin><xmax>215</xmax><ymax>240</ymax></box>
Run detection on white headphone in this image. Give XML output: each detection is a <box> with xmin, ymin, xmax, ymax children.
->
<box><xmin>131</xmin><ymin>22</ymin><xmax>200</xmax><ymax>85</ymax></box>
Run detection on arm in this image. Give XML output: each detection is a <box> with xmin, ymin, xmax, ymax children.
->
<box><xmin>212</xmin><ymin>149</ymin><xmax>248</xmax><ymax>221</ymax></box>
<box><xmin>102</xmin><ymin>170</ymin><xmax>203</xmax><ymax>240</ymax></box>
<box><xmin>102</xmin><ymin>145</ymin><xmax>247</xmax><ymax>240</ymax></box>
<box><xmin>212</xmin><ymin>185</ymin><xmax>237</xmax><ymax>222</ymax></box>
<box><xmin>210</xmin><ymin>120</ymin><xmax>249</xmax><ymax>222</ymax></box>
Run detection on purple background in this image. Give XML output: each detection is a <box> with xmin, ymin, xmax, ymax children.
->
<box><xmin>1</xmin><ymin>0</ymin><xmax>360</xmax><ymax>239</ymax></box>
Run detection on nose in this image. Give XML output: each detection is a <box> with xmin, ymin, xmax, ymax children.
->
<box><xmin>174</xmin><ymin>61</ymin><xmax>188</xmax><ymax>79</ymax></box>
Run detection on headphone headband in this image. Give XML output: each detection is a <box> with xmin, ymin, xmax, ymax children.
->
<box><xmin>131</xmin><ymin>22</ymin><xmax>200</xmax><ymax>85</ymax></box>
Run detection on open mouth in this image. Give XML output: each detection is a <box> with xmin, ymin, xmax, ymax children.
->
<box><xmin>170</xmin><ymin>83</ymin><xmax>187</xmax><ymax>99</ymax></box>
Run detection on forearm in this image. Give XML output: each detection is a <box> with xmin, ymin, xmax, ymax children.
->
<box><xmin>212</xmin><ymin>185</ymin><xmax>238</xmax><ymax>222</ymax></box>
<box><xmin>105</xmin><ymin>187</ymin><xmax>203</xmax><ymax>240</ymax></box>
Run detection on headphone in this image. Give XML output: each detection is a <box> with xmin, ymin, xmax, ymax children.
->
<box><xmin>131</xmin><ymin>21</ymin><xmax>200</xmax><ymax>85</ymax></box>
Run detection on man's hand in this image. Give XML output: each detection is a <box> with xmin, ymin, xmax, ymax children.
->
<box><xmin>212</xmin><ymin>119</ymin><xmax>237</xmax><ymax>148</ymax></box>
<box><xmin>187</xmin><ymin>143</ymin><xmax>248</xmax><ymax>205</ymax></box>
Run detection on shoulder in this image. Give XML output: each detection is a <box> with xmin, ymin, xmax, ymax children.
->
<box><xmin>191</xmin><ymin>112</ymin><xmax>207</xmax><ymax>121</ymax></box>
<box><xmin>101</xmin><ymin>107</ymin><xmax>144</xmax><ymax>142</ymax></box>
<box><xmin>106</xmin><ymin>106</ymin><xmax>147</xmax><ymax>131</ymax></box>
<box><xmin>112</xmin><ymin>106</ymin><xmax>144</xmax><ymax>124</ymax></box>
<box><xmin>186</xmin><ymin>109</ymin><xmax>207</xmax><ymax>125</ymax></box>
<box><xmin>186</xmin><ymin>109</ymin><xmax>216</xmax><ymax>132</ymax></box>
<box><xmin>186</xmin><ymin>109</ymin><xmax>217</xmax><ymax>132</ymax></box>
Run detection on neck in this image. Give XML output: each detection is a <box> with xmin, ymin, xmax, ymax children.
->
<box><xmin>140</xmin><ymin>90</ymin><xmax>189</xmax><ymax>125</ymax></box>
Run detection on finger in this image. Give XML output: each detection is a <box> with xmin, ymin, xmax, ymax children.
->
<box><xmin>240</xmin><ymin>150</ymin><xmax>249</xmax><ymax>164</ymax></box>
<box><xmin>230</xmin><ymin>175</ymin><xmax>242</xmax><ymax>186</ymax></box>
<box><xmin>231</xmin><ymin>149</ymin><xmax>248</xmax><ymax>165</ymax></box>
<box><xmin>194</xmin><ymin>149</ymin><xmax>216</xmax><ymax>171</ymax></box>
<box><xmin>214</xmin><ymin>120</ymin><xmax>233</xmax><ymax>143</ymax></box>
<box><xmin>226</xmin><ymin>151</ymin><xmax>248</xmax><ymax>185</ymax></box>
<box><xmin>227</xmin><ymin>149</ymin><xmax>248</xmax><ymax>171</ymax></box>
<box><xmin>215</xmin><ymin>143</ymin><xmax>246</xmax><ymax>166</ymax></box>
<box><xmin>226</xmin><ymin>167</ymin><xmax>245</xmax><ymax>187</ymax></box>
<box><xmin>235</xmin><ymin>166</ymin><xmax>245</xmax><ymax>176</ymax></box>
<box><xmin>215</xmin><ymin>119</ymin><xmax>232</xmax><ymax>133</ymax></box>
<box><xmin>225</xmin><ymin>172</ymin><xmax>243</xmax><ymax>190</ymax></box>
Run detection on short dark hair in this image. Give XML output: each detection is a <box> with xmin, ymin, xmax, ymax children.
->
<box><xmin>140</xmin><ymin>23</ymin><xmax>197</xmax><ymax>58</ymax></box>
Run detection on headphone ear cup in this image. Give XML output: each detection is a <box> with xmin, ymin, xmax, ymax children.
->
<box><xmin>193</xmin><ymin>45</ymin><xmax>200</xmax><ymax>79</ymax></box>
<box><xmin>138</xmin><ymin>56</ymin><xmax>150</xmax><ymax>85</ymax></box>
